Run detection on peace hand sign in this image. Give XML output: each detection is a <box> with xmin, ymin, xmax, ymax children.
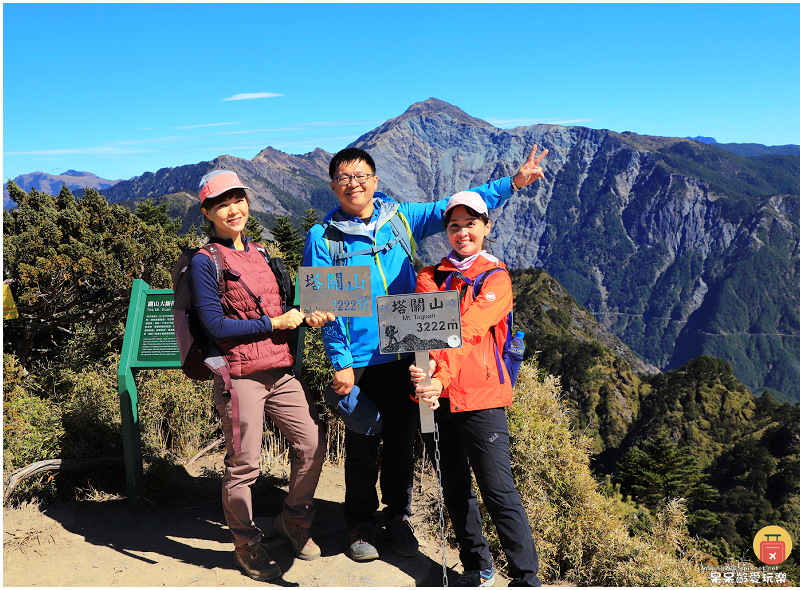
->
<box><xmin>512</xmin><ymin>145</ymin><xmax>549</xmax><ymax>190</ymax></box>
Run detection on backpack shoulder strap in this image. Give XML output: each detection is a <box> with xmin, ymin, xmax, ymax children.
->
<box><xmin>434</xmin><ymin>265</ymin><xmax>474</xmax><ymax>304</ymax></box>
<box><xmin>387</xmin><ymin>211</ymin><xmax>415</xmax><ymax>261</ymax></box>
<box><xmin>321</xmin><ymin>223</ymin><xmax>346</xmax><ymax>265</ymax></box>
<box><xmin>252</xmin><ymin>242</ymin><xmax>271</xmax><ymax>265</ymax></box>
<box><xmin>471</xmin><ymin>267</ymin><xmax>511</xmax><ymax>384</ymax></box>
<box><xmin>471</xmin><ymin>268</ymin><xmax>505</xmax><ymax>300</ymax></box>
<box><xmin>198</xmin><ymin>243</ymin><xmax>226</xmax><ymax>298</ymax></box>
<box><xmin>255</xmin><ymin>243</ymin><xmax>294</xmax><ymax>311</ymax></box>
<box><xmin>321</xmin><ymin>210</ymin><xmax>415</xmax><ymax>266</ymax></box>
<box><xmin>433</xmin><ymin>265</ymin><xmax>450</xmax><ymax>289</ymax></box>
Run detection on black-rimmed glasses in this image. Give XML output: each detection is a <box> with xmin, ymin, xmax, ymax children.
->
<box><xmin>333</xmin><ymin>173</ymin><xmax>374</xmax><ymax>186</ymax></box>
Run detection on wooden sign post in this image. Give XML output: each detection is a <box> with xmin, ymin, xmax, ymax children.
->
<box><xmin>376</xmin><ymin>292</ymin><xmax>462</xmax><ymax>433</ymax></box>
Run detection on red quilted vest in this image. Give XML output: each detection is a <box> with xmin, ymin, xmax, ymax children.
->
<box><xmin>200</xmin><ymin>246</ymin><xmax>293</xmax><ymax>377</ymax></box>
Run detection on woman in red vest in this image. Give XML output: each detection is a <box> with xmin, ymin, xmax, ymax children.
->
<box><xmin>188</xmin><ymin>170</ymin><xmax>333</xmax><ymax>582</ymax></box>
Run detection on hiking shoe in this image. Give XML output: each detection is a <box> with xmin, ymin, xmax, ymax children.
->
<box><xmin>385</xmin><ymin>515</ymin><xmax>419</xmax><ymax>557</ymax></box>
<box><xmin>272</xmin><ymin>511</ymin><xmax>321</xmax><ymax>561</ymax></box>
<box><xmin>349</xmin><ymin>524</ymin><xmax>379</xmax><ymax>561</ymax></box>
<box><xmin>454</xmin><ymin>566</ymin><xmax>495</xmax><ymax>587</ymax></box>
<box><xmin>233</xmin><ymin>541</ymin><xmax>282</xmax><ymax>581</ymax></box>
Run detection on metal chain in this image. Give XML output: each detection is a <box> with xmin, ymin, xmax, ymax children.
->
<box><xmin>433</xmin><ymin>421</ymin><xmax>448</xmax><ymax>586</ymax></box>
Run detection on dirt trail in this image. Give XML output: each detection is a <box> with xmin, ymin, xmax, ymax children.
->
<box><xmin>3</xmin><ymin>456</ymin><xmax>511</xmax><ymax>587</ymax></box>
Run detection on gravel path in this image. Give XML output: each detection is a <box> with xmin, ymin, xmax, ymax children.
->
<box><xmin>3</xmin><ymin>458</ymin><xmax>511</xmax><ymax>587</ymax></box>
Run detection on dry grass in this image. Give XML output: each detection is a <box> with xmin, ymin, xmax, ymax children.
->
<box><xmin>496</xmin><ymin>361</ymin><xmax>709</xmax><ymax>586</ymax></box>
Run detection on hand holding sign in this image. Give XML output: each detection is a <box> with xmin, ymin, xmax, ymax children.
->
<box><xmin>410</xmin><ymin>359</ymin><xmax>442</xmax><ymax>411</ymax></box>
<box><xmin>304</xmin><ymin>310</ymin><xmax>335</xmax><ymax>328</ymax></box>
<box><xmin>377</xmin><ymin>292</ymin><xmax>461</xmax><ymax>433</ymax></box>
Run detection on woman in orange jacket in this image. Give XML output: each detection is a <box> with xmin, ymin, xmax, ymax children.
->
<box><xmin>410</xmin><ymin>184</ymin><xmax>544</xmax><ymax>587</ymax></box>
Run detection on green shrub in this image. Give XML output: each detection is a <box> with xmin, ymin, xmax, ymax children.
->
<box><xmin>57</xmin><ymin>355</ymin><xmax>125</xmax><ymax>460</ymax></box>
<box><xmin>3</xmin><ymin>354</ymin><xmax>64</xmax><ymax>473</ymax></box>
<box><xmin>135</xmin><ymin>369</ymin><xmax>218</xmax><ymax>459</ymax></box>
<box><xmin>497</xmin><ymin>360</ymin><xmax>708</xmax><ymax>585</ymax></box>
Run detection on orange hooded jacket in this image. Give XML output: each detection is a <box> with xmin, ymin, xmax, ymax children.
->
<box><xmin>416</xmin><ymin>253</ymin><xmax>513</xmax><ymax>412</ymax></box>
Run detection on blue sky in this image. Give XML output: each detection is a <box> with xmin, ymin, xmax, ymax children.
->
<box><xmin>3</xmin><ymin>3</ymin><xmax>799</xmax><ymax>183</ymax></box>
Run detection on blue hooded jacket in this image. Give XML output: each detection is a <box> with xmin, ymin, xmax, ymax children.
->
<box><xmin>302</xmin><ymin>177</ymin><xmax>514</xmax><ymax>370</ymax></box>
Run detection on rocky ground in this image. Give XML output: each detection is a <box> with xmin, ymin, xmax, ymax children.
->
<box><xmin>3</xmin><ymin>455</ymin><xmax>512</xmax><ymax>587</ymax></box>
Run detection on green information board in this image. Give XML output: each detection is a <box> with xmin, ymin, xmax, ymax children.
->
<box><xmin>137</xmin><ymin>294</ymin><xmax>180</xmax><ymax>363</ymax></box>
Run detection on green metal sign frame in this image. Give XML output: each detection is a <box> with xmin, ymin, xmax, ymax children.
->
<box><xmin>117</xmin><ymin>279</ymin><xmax>181</xmax><ymax>500</ymax></box>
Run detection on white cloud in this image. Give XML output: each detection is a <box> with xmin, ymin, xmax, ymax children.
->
<box><xmin>175</xmin><ymin>122</ymin><xmax>244</xmax><ymax>130</ymax></box>
<box><xmin>293</xmin><ymin>119</ymin><xmax>386</xmax><ymax>129</ymax></box>
<box><xmin>222</xmin><ymin>92</ymin><xmax>283</xmax><ymax>101</ymax></box>
<box><xmin>487</xmin><ymin>117</ymin><xmax>595</xmax><ymax>128</ymax></box>
<box><xmin>5</xmin><ymin>146</ymin><xmax>151</xmax><ymax>156</ymax></box>
<box><xmin>218</xmin><ymin>127</ymin><xmax>299</xmax><ymax>136</ymax></box>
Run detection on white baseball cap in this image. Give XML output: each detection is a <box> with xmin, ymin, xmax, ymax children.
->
<box><xmin>444</xmin><ymin>191</ymin><xmax>488</xmax><ymax>216</ymax></box>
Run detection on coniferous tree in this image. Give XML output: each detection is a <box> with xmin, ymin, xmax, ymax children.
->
<box><xmin>301</xmin><ymin>208</ymin><xmax>320</xmax><ymax>234</ymax></box>
<box><xmin>617</xmin><ymin>430</ymin><xmax>719</xmax><ymax>527</ymax></box>
<box><xmin>270</xmin><ymin>216</ymin><xmax>303</xmax><ymax>271</ymax></box>
<box><xmin>245</xmin><ymin>216</ymin><xmax>266</xmax><ymax>243</ymax></box>
<box><xmin>3</xmin><ymin>182</ymin><xmax>181</xmax><ymax>366</ymax></box>
<box><xmin>135</xmin><ymin>198</ymin><xmax>182</xmax><ymax>235</ymax></box>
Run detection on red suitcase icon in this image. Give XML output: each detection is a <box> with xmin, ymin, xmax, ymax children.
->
<box><xmin>760</xmin><ymin>534</ymin><xmax>786</xmax><ymax>564</ymax></box>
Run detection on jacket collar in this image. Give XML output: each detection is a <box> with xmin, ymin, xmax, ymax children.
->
<box><xmin>324</xmin><ymin>192</ymin><xmax>399</xmax><ymax>237</ymax></box>
<box><xmin>437</xmin><ymin>251</ymin><xmax>504</xmax><ymax>277</ymax></box>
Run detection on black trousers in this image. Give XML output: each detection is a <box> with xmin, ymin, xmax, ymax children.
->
<box><xmin>344</xmin><ymin>357</ymin><xmax>418</xmax><ymax>525</ymax></box>
<box><xmin>422</xmin><ymin>403</ymin><xmax>541</xmax><ymax>586</ymax></box>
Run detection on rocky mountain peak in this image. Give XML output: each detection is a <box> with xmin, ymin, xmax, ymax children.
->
<box><xmin>250</xmin><ymin>146</ymin><xmax>331</xmax><ymax>177</ymax></box>
<box><xmin>354</xmin><ymin>98</ymin><xmax>495</xmax><ymax>151</ymax></box>
<box><xmin>395</xmin><ymin>97</ymin><xmax>495</xmax><ymax>128</ymax></box>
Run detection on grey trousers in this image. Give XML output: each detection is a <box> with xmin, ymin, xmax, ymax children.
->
<box><xmin>214</xmin><ymin>368</ymin><xmax>325</xmax><ymax>547</ymax></box>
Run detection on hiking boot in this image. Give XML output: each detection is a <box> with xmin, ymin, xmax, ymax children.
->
<box><xmin>233</xmin><ymin>541</ymin><xmax>282</xmax><ymax>581</ymax></box>
<box><xmin>454</xmin><ymin>566</ymin><xmax>495</xmax><ymax>587</ymax></box>
<box><xmin>272</xmin><ymin>511</ymin><xmax>321</xmax><ymax>561</ymax></box>
<box><xmin>349</xmin><ymin>524</ymin><xmax>379</xmax><ymax>561</ymax></box>
<box><xmin>385</xmin><ymin>515</ymin><xmax>419</xmax><ymax>557</ymax></box>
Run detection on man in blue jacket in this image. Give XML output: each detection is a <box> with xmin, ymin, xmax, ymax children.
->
<box><xmin>302</xmin><ymin>146</ymin><xmax>548</xmax><ymax>562</ymax></box>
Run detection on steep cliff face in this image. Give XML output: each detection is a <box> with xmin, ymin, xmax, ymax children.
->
<box><xmin>348</xmin><ymin>100</ymin><xmax>800</xmax><ymax>401</ymax></box>
<box><xmin>96</xmin><ymin>98</ymin><xmax>799</xmax><ymax>402</ymax></box>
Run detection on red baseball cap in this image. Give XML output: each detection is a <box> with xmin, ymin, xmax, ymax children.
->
<box><xmin>198</xmin><ymin>170</ymin><xmax>251</xmax><ymax>204</ymax></box>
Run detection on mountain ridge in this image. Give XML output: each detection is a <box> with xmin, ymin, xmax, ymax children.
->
<box><xmin>7</xmin><ymin>98</ymin><xmax>798</xmax><ymax>402</ymax></box>
<box><xmin>688</xmin><ymin>135</ymin><xmax>800</xmax><ymax>157</ymax></box>
<box><xmin>3</xmin><ymin>170</ymin><xmax>123</xmax><ymax>209</ymax></box>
